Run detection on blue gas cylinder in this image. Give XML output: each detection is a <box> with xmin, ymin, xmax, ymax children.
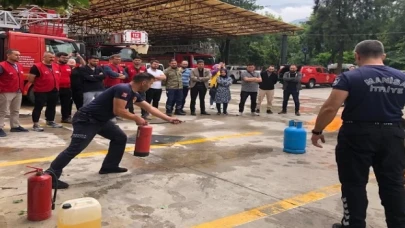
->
<box><xmin>283</xmin><ymin>120</ymin><xmax>307</xmax><ymax>154</ymax></box>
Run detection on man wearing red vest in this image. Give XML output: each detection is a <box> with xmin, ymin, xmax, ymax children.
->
<box><xmin>28</xmin><ymin>51</ymin><xmax>63</xmax><ymax>132</ymax></box>
<box><xmin>124</xmin><ymin>55</ymin><xmax>146</xmax><ymax>114</ymax></box>
<box><xmin>0</xmin><ymin>49</ymin><xmax>29</xmax><ymax>137</ymax></box>
<box><xmin>103</xmin><ymin>54</ymin><xmax>127</xmax><ymax>89</ymax></box>
<box><xmin>56</xmin><ymin>52</ymin><xmax>73</xmax><ymax>124</ymax></box>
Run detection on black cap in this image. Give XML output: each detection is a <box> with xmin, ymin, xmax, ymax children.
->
<box><xmin>62</xmin><ymin>203</ymin><xmax>72</xmax><ymax>209</ymax></box>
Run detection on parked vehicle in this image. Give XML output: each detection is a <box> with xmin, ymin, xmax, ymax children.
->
<box><xmin>226</xmin><ymin>65</ymin><xmax>262</xmax><ymax>84</ymax></box>
<box><xmin>327</xmin><ymin>63</ymin><xmax>355</xmax><ymax>74</ymax></box>
<box><xmin>226</xmin><ymin>65</ymin><xmax>245</xmax><ymax>84</ymax></box>
<box><xmin>278</xmin><ymin>65</ymin><xmax>337</xmax><ymax>89</ymax></box>
<box><xmin>0</xmin><ymin>31</ymin><xmax>81</xmax><ymax>104</ymax></box>
<box><xmin>144</xmin><ymin>62</ymin><xmax>165</xmax><ymax>71</ymax></box>
<box><xmin>87</xmin><ymin>45</ymin><xmax>215</xmax><ymax>69</ymax></box>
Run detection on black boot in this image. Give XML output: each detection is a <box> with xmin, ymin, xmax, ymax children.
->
<box><xmin>175</xmin><ymin>110</ymin><xmax>186</xmax><ymax>115</ymax></box>
<box><xmin>52</xmin><ymin>179</ymin><xmax>69</xmax><ymax>189</ymax></box>
<box><xmin>99</xmin><ymin>167</ymin><xmax>128</xmax><ymax>174</ymax></box>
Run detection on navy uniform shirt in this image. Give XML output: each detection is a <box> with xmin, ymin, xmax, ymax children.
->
<box><xmin>333</xmin><ymin>65</ymin><xmax>405</xmax><ymax>122</ymax></box>
<box><xmin>80</xmin><ymin>83</ymin><xmax>144</xmax><ymax>122</ymax></box>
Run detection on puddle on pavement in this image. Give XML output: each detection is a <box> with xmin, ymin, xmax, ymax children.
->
<box><xmin>154</xmin><ymin>145</ymin><xmax>278</xmax><ymax>169</ymax></box>
<box><xmin>127</xmin><ymin>135</ymin><xmax>185</xmax><ymax>145</ymax></box>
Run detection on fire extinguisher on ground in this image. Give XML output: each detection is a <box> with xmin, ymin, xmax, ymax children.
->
<box><xmin>133</xmin><ymin>120</ymin><xmax>184</xmax><ymax>157</ymax></box>
<box><xmin>24</xmin><ymin>166</ymin><xmax>58</xmax><ymax>221</ymax></box>
<box><xmin>134</xmin><ymin>125</ymin><xmax>153</xmax><ymax>157</ymax></box>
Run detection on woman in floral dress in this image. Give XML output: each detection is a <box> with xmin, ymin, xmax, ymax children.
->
<box><xmin>215</xmin><ymin>69</ymin><xmax>232</xmax><ymax>115</ymax></box>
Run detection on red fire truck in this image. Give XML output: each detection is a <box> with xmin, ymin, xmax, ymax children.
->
<box><xmin>278</xmin><ymin>65</ymin><xmax>337</xmax><ymax>89</ymax></box>
<box><xmin>83</xmin><ymin>31</ymin><xmax>216</xmax><ymax>69</ymax></box>
<box><xmin>89</xmin><ymin>46</ymin><xmax>215</xmax><ymax>69</ymax></box>
<box><xmin>0</xmin><ymin>7</ymin><xmax>81</xmax><ymax>104</ymax></box>
<box><xmin>85</xmin><ymin>45</ymin><xmax>216</xmax><ymax>69</ymax></box>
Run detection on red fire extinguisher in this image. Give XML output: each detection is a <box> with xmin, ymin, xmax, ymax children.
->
<box><xmin>134</xmin><ymin>125</ymin><xmax>153</xmax><ymax>157</ymax></box>
<box><xmin>24</xmin><ymin>166</ymin><xmax>57</xmax><ymax>221</ymax></box>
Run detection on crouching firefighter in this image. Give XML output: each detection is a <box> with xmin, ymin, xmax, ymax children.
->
<box><xmin>46</xmin><ymin>72</ymin><xmax>183</xmax><ymax>189</ymax></box>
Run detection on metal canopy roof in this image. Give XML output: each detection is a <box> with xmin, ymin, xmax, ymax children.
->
<box><xmin>68</xmin><ymin>0</ymin><xmax>302</xmax><ymax>42</ymax></box>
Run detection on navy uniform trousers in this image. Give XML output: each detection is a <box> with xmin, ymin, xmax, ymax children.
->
<box><xmin>336</xmin><ymin>121</ymin><xmax>405</xmax><ymax>228</ymax></box>
<box><xmin>47</xmin><ymin>111</ymin><xmax>127</xmax><ymax>178</ymax></box>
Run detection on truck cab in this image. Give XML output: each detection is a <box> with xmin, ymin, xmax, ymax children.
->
<box><xmin>278</xmin><ymin>65</ymin><xmax>337</xmax><ymax>89</ymax></box>
<box><xmin>85</xmin><ymin>45</ymin><xmax>135</xmax><ymax>68</ymax></box>
<box><xmin>0</xmin><ymin>31</ymin><xmax>80</xmax><ymax>103</ymax></box>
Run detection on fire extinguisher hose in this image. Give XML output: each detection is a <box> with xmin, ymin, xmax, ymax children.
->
<box><xmin>148</xmin><ymin>120</ymin><xmax>186</xmax><ymax>125</ymax></box>
<box><xmin>45</xmin><ymin>169</ymin><xmax>58</xmax><ymax>210</ymax></box>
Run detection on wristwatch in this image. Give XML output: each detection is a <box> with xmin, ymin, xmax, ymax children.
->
<box><xmin>312</xmin><ymin>130</ymin><xmax>323</xmax><ymax>135</ymax></box>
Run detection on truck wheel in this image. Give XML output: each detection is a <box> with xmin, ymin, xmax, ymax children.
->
<box><xmin>28</xmin><ymin>86</ymin><xmax>35</xmax><ymax>105</ymax></box>
<box><xmin>231</xmin><ymin>75</ymin><xmax>237</xmax><ymax>84</ymax></box>
<box><xmin>306</xmin><ymin>79</ymin><xmax>316</xmax><ymax>89</ymax></box>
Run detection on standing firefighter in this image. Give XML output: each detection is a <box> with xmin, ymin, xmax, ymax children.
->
<box><xmin>124</xmin><ymin>55</ymin><xmax>146</xmax><ymax>114</ymax></box>
<box><xmin>103</xmin><ymin>54</ymin><xmax>126</xmax><ymax>89</ymax></box>
<box><xmin>56</xmin><ymin>52</ymin><xmax>73</xmax><ymax>123</ymax></box>
<box><xmin>29</xmin><ymin>52</ymin><xmax>63</xmax><ymax>131</ymax></box>
<box><xmin>312</xmin><ymin>40</ymin><xmax>405</xmax><ymax>228</ymax></box>
<box><xmin>0</xmin><ymin>49</ymin><xmax>28</xmax><ymax>137</ymax></box>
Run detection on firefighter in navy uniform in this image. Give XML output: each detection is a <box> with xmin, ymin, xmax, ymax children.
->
<box><xmin>46</xmin><ymin>73</ymin><xmax>182</xmax><ymax>189</ymax></box>
<box><xmin>312</xmin><ymin>40</ymin><xmax>405</xmax><ymax>228</ymax></box>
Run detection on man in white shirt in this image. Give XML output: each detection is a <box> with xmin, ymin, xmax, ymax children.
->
<box><xmin>142</xmin><ymin>60</ymin><xmax>166</xmax><ymax>119</ymax></box>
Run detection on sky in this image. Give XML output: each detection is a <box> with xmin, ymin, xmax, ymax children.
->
<box><xmin>255</xmin><ymin>0</ymin><xmax>314</xmax><ymax>22</ymax></box>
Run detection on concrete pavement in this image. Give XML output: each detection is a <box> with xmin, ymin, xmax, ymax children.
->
<box><xmin>0</xmin><ymin>84</ymin><xmax>386</xmax><ymax>228</ymax></box>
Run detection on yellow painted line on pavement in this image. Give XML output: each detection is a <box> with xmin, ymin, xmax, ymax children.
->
<box><xmin>193</xmin><ymin>174</ymin><xmax>376</xmax><ymax>228</ymax></box>
<box><xmin>0</xmin><ymin>131</ymin><xmax>262</xmax><ymax>168</ymax></box>
<box><xmin>192</xmin><ymin>183</ymin><xmax>341</xmax><ymax>228</ymax></box>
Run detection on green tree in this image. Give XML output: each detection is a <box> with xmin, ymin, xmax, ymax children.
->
<box><xmin>301</xmin><ymin>0</ymin><xmax>396</xmax><ymax>71</ymax></box>
<box><xmin>217</xmin><ymin>0</ymin><xmax>263</xmax><ymax>65</ymax></box>
<box><xmin>343</xmin><ymin>51</ymin><xmax>355</xmax><ymax>64</ymax></box>
<box><xmin>381</xmin><ymin>0</ymin><xmax>405</xmax><ymax>69</ymax></box>
<box><xmin>220</xmin><ymin>0</ymin><xmax>262</xmax><ymax>11</ymax></box>
<box><xmin>311</xmin><ymin>0</ymin><xmax>356</xmax><ymax>72</ymax></box>
<box><xmin>311</xmin><ymin>52</ymin><xmax>332</xmax><ymax>65</ymax></box>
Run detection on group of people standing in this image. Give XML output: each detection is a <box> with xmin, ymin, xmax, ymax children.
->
<box><xmin>0</xmin><ymin>48</ymin><xmax>306</xmax><ymax>138</ymax></box>
<box><xmin>207</xmin><ymin>63</ymin><xmax>303</xmax><ymax>117</ymax></box>
<box><xmin>162</xmin><ymin>59</ymin><xmax>232</xmax><ymax>116</ymax></box>
<box><xmin>0</xmin><ymin>50</ymin><xmax>86</xmax><ymax>137</ymax></box>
